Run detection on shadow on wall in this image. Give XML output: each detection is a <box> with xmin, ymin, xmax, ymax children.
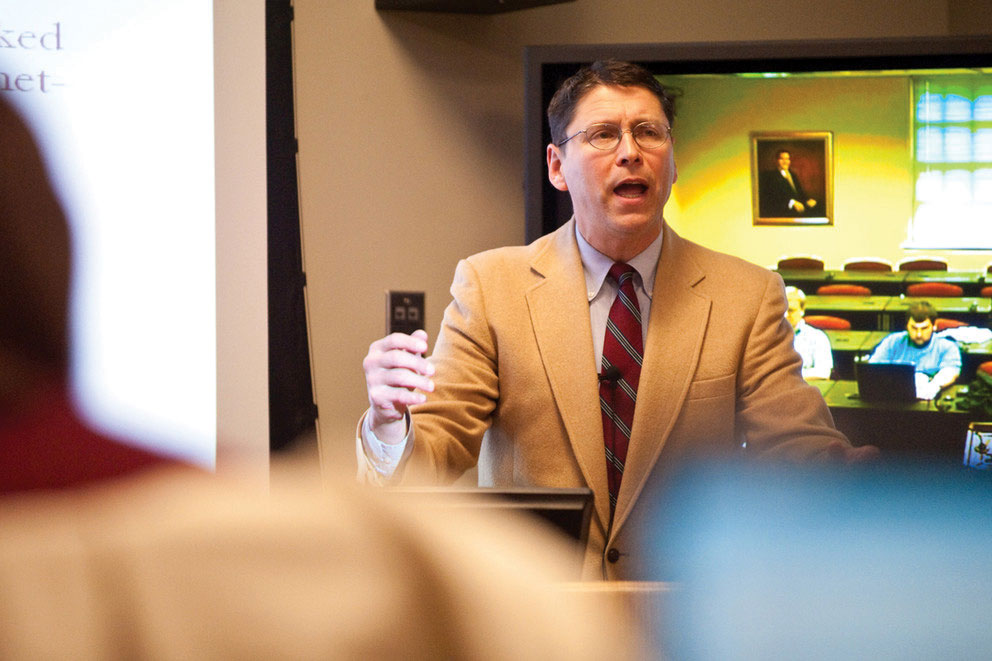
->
<box><xmin>375</xmin><ymin>9</ymin><xmax>530</xmax><ymax>188</ymax></box>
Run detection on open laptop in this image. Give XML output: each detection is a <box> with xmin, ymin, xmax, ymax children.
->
<box><xmin>382</xmin><ymin>486</ymin><xmax>594</xmax><ymax>574</ymax></box>
<box><xmin>855</xmin><ymin>361</ymin><xmax>918</xmax><ymax>402</ymax></box>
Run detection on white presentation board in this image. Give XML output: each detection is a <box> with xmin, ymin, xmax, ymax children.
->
<box><xmin>1</xmin><ymin>1</ymin><xmax>269</xmax><ymax>473</ymax></box>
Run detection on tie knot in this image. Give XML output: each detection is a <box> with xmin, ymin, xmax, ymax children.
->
<box><xmin>608</xmin><ymin>262</ymin><xmax>636</xmax><ymax>286</ymax></box>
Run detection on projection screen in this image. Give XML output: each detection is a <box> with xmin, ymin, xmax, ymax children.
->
<box><xmin>1</xmin><ymin>1</ymin><xmax>268</xmax><ymax>476</ymax></box>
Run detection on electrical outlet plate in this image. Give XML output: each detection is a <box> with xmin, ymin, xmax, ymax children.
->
<box><xmin>386</xmin><ymin>290</ymin><xmax>425</xmax><ymax>335</ymax></box>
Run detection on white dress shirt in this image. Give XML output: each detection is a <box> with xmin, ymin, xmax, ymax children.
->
<box><xmin>793</xmin><ymin>319</ymin><xmax>833</xmax><ymax>380</ymax></box>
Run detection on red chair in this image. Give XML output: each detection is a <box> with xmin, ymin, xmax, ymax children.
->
<box><xmin>816</xmin><ymin>284</ymin><xmax>872</xmax><ymax>296</ymax></box>
<box><xmin>843</xmin><ymin>258</ymin><xmax>892</xmax><ymax>272</ymax></box>
<box><xmin>804</xmin><ymin>315</ymin><xmax>852</xmax><ymax>331</ymax></box>
<box><xmin>935</xmin><ymin>317</ymin><xmax>968</xmax><ymax>332</ymax></box>
<box><xmin>777</xmin><ymin>256</ymin><xmax>825</xmax><ymax>270</ymax></box>
<box><xmin>905</xmin><ymin>282</ymin><xmax>964</xmax><ymax>297</ymax></box>
<box><xmin>899</xmin><ymin>257</ymin><xmax>948</xmax><ymax>271</ymax></box>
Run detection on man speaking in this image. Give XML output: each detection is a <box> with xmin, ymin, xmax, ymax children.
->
<box><xmin>359</xmin><ymin>60</ymin><xmax>875</xmax><ymax>580</ymax></box>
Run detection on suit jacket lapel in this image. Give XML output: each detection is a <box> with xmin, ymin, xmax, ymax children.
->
<box><xmin>526</xmin><ymin>220</ymin><xmax>611</xmax><ymax>533</ymax></box>
<box><xmin>611</xmin><ymin>223</ymin><xmax>712</xmax><ymax>535</ymax></box>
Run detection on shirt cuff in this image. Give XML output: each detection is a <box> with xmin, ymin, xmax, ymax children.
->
<box><xmin>355</xmin><ymin>409</ymin><xmax>412</xmax><ymax>483</ymax></box>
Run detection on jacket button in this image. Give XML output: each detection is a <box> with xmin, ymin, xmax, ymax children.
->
<box><xmin>606</xmin><ymin>548</ymin><xmax>620</xmax><ymax>563</ymax></box>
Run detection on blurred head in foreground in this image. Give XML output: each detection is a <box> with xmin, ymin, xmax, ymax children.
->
<box><xmin>0</xmin><ymin>99</ymin><xmax>71</xmax><ymax>406</ymax></box>
<box><xmin>0</xmin><ymin>98</ymin><xmax>173</xmax><ymax>493</ymax></box>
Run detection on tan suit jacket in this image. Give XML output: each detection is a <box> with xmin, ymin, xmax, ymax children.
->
<box><xmin>394</xmin><ymin>219</ymin><xmax>849</xmax><ymax>580</ymax></box>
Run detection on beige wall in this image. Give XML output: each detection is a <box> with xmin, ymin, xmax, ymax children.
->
<box><xmin>292</xmin><ymin>0</ymin><xmax>974</xmax><ymax>466</ymax></box>
<box><xmin>662</xmin><ymin>73</ymin><xmax>972</xmax><ymax>271</ymax></box>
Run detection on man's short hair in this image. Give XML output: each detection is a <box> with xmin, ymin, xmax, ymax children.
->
<box><xmin>546</xmin><ymin>60</ymin><xmax>675</xmax><ymax>147</ymax></box>
<box><xmin>907</xmin><ymin>301</ymin><xmax>938</xmax><ymax>324</ymax></box>
<box><xmin>785</xmin><ymin>285</ymin><xmax>806</xmax><ymax>310</ymax></box>
<box><xmin>776</xmin><ymin>149</ymin><xmax>791</xmax><ymax>159</ymax></box>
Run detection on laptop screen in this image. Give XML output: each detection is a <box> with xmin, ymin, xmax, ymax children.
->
<box><xmin>855</xmin><ymin>361</ymin><xmax>917</xmax><ymax>402</ymax></box>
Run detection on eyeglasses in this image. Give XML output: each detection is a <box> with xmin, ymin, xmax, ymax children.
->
<box><xmin>557</xmin><ymin>122</ymin><xmax>671</xmax><ymax>150</ymax></box>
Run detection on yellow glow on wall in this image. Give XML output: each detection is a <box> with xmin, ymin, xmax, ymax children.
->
<box><xmin>661</xmin><ymin>73</ymin><xmax>992</xmax><ymax>270</ymax></box>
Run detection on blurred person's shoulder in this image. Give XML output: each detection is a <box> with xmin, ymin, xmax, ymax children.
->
<box><xmin>0</xmin><ymin>460</ymin><xmax>642</xmax><ymax>659</ymax></box>
<box><xmin>0</xmin><ymin>379</ymin><xmax>185</xmax><ymax>495</ymax></box>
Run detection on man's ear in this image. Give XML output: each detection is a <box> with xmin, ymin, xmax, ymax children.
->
<box><xmin>546</xmin><ymin>143</ymin><xmax>568</xmax><ymax>192</ymax></box>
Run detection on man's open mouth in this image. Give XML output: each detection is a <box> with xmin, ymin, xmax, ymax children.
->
<box><xmin>614</xmin><ymin>182</ymin><xmax>648</xmax><ymax>198</ymax></box>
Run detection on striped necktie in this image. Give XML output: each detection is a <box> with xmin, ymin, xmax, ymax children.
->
<box><xmin>600</xmin><ymin>262</ymin><xmax>643</xmax><ymax>515</ymax></box>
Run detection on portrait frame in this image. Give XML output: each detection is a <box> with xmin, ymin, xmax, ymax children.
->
<box><xmin>750</xmin><ymin>131</ymin><xmax>833</xmax><ymax>226</ymax></box>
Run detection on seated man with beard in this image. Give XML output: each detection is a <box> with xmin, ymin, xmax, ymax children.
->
<box><xmin>869</xmin><ymin>301</ymin><xmax>961</xmax><ymax>400</ymax></box>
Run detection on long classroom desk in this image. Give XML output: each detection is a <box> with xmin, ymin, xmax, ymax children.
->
<box><xmin>883</xmin><ymin>295</ymin><xmax>991</xmax><ymax>329</ymax></box>
<box><xmin>958</xmin><ymin>337</ymin><xmax>992</xmax><ymax>379</ymax></box>
<box><xmin>777</xmin><ymin>268</ymin><xmax>991</xmax><ymax>296</ymax></box>
<box><xmin>802</xmin><ymin>295</ymin><xmax>892</xmax><ymax>329</ymax></box>
<box><xmin>904</xmin><ymin>270</ymin><xmax>988</xmax><ymax>296</ymax></box>
<box><xmin>822</xmin><ymin>330</ymin><xmax>889</xmax><ymax>378</ymax></box>
<box><xmin>776</xmin><ymin>269</ymin><xmax>909</xmax><ymax>295</ymax></box>
<box><xmin>804</xmin><ymin>294</ymin><xmax>992</xmax><ymax>330</ymax></box>
<box><xmin>817</xmin><ymin>380</ymin><xmax>977</xmax><ymax>468</ymax></box>
<box><xmin>822</xmin><ymin>329</ymin><xmax>992</xmax><ymax>380</ymax></box>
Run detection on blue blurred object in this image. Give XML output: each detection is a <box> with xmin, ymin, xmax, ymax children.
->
<box><xmin>645</xmin><ymin>462</ymin><xmax>992</xmax><ymax>660</ymax></box>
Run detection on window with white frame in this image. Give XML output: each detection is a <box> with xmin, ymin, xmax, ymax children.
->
<box><xmin>905</xmin><ymin>74</ymin><xmax>992</xmax><ymax>249</ymax></box>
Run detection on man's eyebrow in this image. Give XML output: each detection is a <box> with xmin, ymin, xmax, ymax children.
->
<box><xmin>627</xmin><ymin>116</ymin><xmax>666</xmax><ymax>125</ymax></box>
<box><xmin>583</xmin><ymin>114</ymin><xmax>666</xmax><ymax>126</ymax></box>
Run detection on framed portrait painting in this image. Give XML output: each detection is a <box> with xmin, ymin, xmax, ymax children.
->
<box><xmin>750</xmin><ymin>131</ymin><xmax>833</xmax><ymax>226</ymax></box>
